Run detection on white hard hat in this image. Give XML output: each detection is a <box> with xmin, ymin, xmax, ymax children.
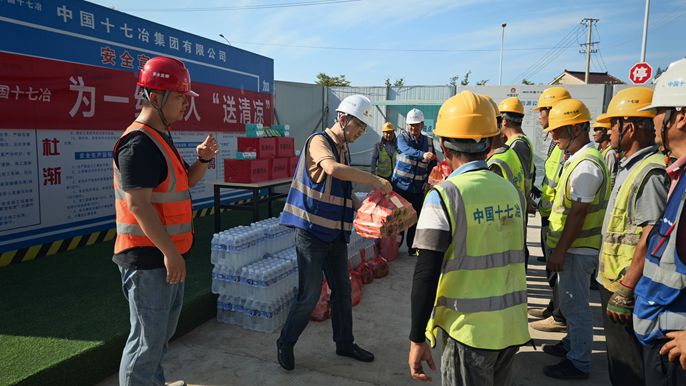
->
<box><xmin>640</xmin><ymin>58</ymin><xmax>686</xmax><ymax>111</ymax></box>
<box><xmin>336</xmin><ymin>94</ymin><xmax>374</xmax><ymax>127</ymax></box>
<box><xmin>406</xmin><ymin>108</ymin><xmax>425</xmax><ymax>124</ymax></box>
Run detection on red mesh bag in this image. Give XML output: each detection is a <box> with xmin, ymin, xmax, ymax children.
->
<box><xmin>355</xmin><ymin>249</ymin><xmax>374</xmax><ymax>285</ymax></box>
<box><xmin>350</xmin><ymin>270</ymin><xmax>363</xmax><ymax>306</ymax></box>
<box><xmin>310</xmin><ymin>281</ymin><xmax>330</xmax><ymax>322</ymax></box>
<box><xmin>353</xmin><ymin>190</ymin><xmax>417</xmax><ymax>239</ymax></box>
<box><xmin>368</xmin><ymin>256</ymin><xmax>389</xmax><ymax>279</ymax></box>
<box><xmin>379</xmin><ymin>235</ymin><xmax>400</xmax><ymax>262</ymax></box>
<box><xmin>428</xmin><ymin>161</ymin><xmax>452</xmax><ymax>186</ymax></box>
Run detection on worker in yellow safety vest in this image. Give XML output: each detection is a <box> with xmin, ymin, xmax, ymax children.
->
<box><xmin>408</xmin><ymin>90</ymin><xmax>529</xmax><ymax>385</ymax></box>
<box><xmin>499</xmin><ymin>97</ymin><xmax>535</xmax><ymax>204</ymax></box>
<box><xmin>592</xmin><ymin>114</ymin><xmax>618</xmax><ymax>188</ymax></box>
<box><xmin>595</xmin><ymin>87</ymin><xmax>667</xmax><ymax>386</ymax></box>
<box><xmin>541</xmin><ymin>98</ymin><xmax>610</xmax><ymax>380</ymax></box>
<box><xmin>370</xmin><ymin>122</ymin><xmax>397</xmax><ymax>180</ymax></box>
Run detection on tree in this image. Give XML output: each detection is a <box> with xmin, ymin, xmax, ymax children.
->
<box><xmin>385</xmin><ymin>77</ymin><xmax>405</xmax><ymax>88</ymax></box>
<box><xmin>655</xmin><ymin>66</ymin><xmax>666</xmax><ymax>79</ymax></box>
<box><xmin>522</xmin><ymin>78</ymin><xmax>534</xmax><ymax>85</ymax></box>
<box><xmin>460</xmin><ymin>70</ymin><xmax>471</xmax><ymax>86</ymax></box>
<box><xmin>449</xmin><ymin>75</ymin><xmax>460</xmax><ymax>87</ymax></box>
<box><xmin>476</xmin><ymin>79</ymin><xmax>489</xmax><ymax>85</ymax></box>
<box><xmin>316</xmin><ymin>73</ymin><xmax>350</xmax><ymax>87</ymax></box>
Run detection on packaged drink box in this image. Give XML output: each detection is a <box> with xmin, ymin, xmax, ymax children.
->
<box><xmin>276</xmin><ymin>137</ymin><xmax>295</xmax><ymax>158</ymax></box>
<box><xmin>269</xmin><ymin>158</ymin><xmax>290</xmax><ymax>180</ymax></box>
<box><xmin>237</xmin><ymin>137</ymin><xmax>276</xmax><ymax>159</ymax></box>
<box><xmin>289</xmin><ymin>156</ymin><xmax>299</xmax><ymax>176</ymax></box>
<box><xmin>224</xmin><ymin>159</ymin><xmax>269</xmax><ymax>183</ymax></box>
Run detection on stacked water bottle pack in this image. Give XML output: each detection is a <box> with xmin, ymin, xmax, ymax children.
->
<box><xmin>212</xmin><ymin>217</ymin><xmax>298</xmax><ymax>332</ymax></box>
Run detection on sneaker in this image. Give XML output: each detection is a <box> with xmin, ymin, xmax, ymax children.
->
<box><xmin>277</xmin><ymin>341</ymin><xmax>294</xmax><ymax>371</ymax></box>
<box><xmin>530</xmin><ymin>316</ymin><xmax>567</xmax><ymax>333</ymax></box>
<box><xmin>541</xmin><ymin>341</ymin><xmax>568</xmax><ymax>358</ymax></box>
<box><xmin>528</xmin><ymin>307</ymin><xmax>552</xmax><ymax>319</ymax></box>
<box><xmin>543</xmin><ymin>358</ymin><xmax>589</xmax><ymax>380</ymax></box>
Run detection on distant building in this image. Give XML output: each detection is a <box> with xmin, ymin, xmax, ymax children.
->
<box><xmin>550</xmin><ymin>70</ymin><xmax>624</xmax><ymax>85</ymax></box>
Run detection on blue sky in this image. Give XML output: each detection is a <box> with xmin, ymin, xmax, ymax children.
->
<box><xmin>90</xmin><ymin>0</ymin><xmax>686</xmax><ymax>86</ymax></box>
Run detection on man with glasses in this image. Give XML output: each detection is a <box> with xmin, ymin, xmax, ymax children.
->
<box><xmin>278</xmin><ymin>94</ymin><xmax>392</xmax><ymax>371</ymax></box>
<box><xmin>392</xmin><ymin>108</ymin><xmax>437</xmax><ymax>254</ymax></box>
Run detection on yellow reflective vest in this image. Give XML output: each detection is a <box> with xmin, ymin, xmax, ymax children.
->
<box><xmin>539</xmin><ymin>145</ymin><xmax>564</xmax><ymax>218</ymax></box>
<box><xmin>487</xmin><ymin>146</ymin><xmax>526</xmax><ymax>198</ymax></box>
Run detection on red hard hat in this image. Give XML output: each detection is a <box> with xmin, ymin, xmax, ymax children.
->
<box><xmin>137</xmin><ymin>56</ymin><xmax>198</xmax><ymax>96</ymax></box>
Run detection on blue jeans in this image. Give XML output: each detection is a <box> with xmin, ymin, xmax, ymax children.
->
<box><xmin>118</xmin><ymin>267</ymin><xmax>184</xmax><ymax>386</ymax></box>
<box><xmin>558</xmin><ymin>252</ymin><xmax>597</xmax><ymax>373</ymax></box>
<box><xmin>278</xmin><ymin>229</ymin><xmax>354</xmax><ymax>349</ymax></box>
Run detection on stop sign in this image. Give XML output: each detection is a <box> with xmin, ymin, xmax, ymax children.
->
<box><xmin>629</xmin><ymin>62</ymin><xmax>653</xmax><ymax>84</ymax></box>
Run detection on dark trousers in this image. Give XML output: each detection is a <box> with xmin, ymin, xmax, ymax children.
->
<box><xmin>599</xmin><ymin>286</ymin><xmax>645</xmax><ymax>386</ymax></box>
<box><xmin>278</xmin><ymin>229</ymin><xmax>353</xmax><ymax>349</ymax></box>
<box><xmin>643</xmin><ymin>340</ymin><xmax>686</xmax><ymax>386</ymax></box>
<box><xmin>395</xmin><ymin>188</ymin><xmax>425</xmax><ymax>249</ymax></box>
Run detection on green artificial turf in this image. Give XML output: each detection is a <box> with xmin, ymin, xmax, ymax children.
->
<box><xmin>0</xmin><ymin>204</ymin><xmax>282</xmax><ymax>386</ymax></box>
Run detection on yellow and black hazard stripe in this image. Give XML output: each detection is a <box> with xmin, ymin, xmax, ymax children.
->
<box><xmin>0</xmin><ymin>206</ymin><xmax>231</xmax><ymax>268</ymax></box>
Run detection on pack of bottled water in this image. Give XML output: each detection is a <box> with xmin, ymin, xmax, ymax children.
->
<box><xmin>210</xmin><ymin>225</ymin><xmax>267</xmax><ymax>270</ymax></box>
<box><xmin>348</xmin><ymin>226</ymin><xmax>375</xmax><ymax>269</ymax></box>
<box><xmin>217</xmin><ymin>287</ymin><xmax>296</xmax><ymax>332</ymax></box>
<box><xmin>251</xmin><ymin>217</ymin><xmax>296</xmax><ymax>254</ymax></box>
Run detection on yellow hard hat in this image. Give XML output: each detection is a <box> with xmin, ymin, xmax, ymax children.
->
<box><xmin>483</xmin><ymin>95</ymin><xmax>501</xmax><ymax>117</ymax></box>
<box><xmin>544</xmin><ymin>98</ymin><xmax>591</xmax><ymax>132</ymax></box>
<box><xmin>382</xmin><ymin>122</ymin><xmax>395</xmax><ymax>132</ymax></box>
<box><xmin>592</xmin><ymin>114</ymin><xmax>611</xmax><ymax>129</ymax></box>
<box><xmin>533</xmin><ymin>87</ymin><xmax>571</xmax><ymax>111</ymax></box>
<box><xmin>596</xmin><ymin>87</ymin><xmax>656</xmax><ymax>123</ymax></box>
<box><xmin>498</xmin><ymin>97</ymin><xmax>525</xmax><ymax>115</ymax></box>
<box><xmin>434</xmin><ymin>90</ymin><xmax>499</xmax><ymax>139</ymax></box>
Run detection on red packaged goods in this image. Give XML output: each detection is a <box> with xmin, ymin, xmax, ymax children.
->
<box><xmin>289</xmin><ymin>156</ymin><xmax>299</xmax><ymax>176</ymax></box>
<box><xmin>269</xmin><ymin>158</ymin><xmax>289</xmax><ymax>180</ymax></box>
<box><xmin>428</xmin><ymin>161</ymin><xmax>452</xmax><ymax>186</ymax></box>
<box><xmin>310</xmin><ymin>281</ymin><xmax>331</xmax><ymax>321</ymax></box>
<box><xmin>379</xmin><ymin>235</ymin><xmax>400</xmax><ymax>262</ymax></box>
<box><xmin>350</xmin><ymin>269</ymin><xmax>363</xmax><ymax>306</ymax></box>
<box><xmin>353</xmin><ymin>190</ymin><xmax>418</xmax><ymax>239</ymax></box>
<box><xmin>355</xmin><ymin>248</ymin><xmax>374</xmax><ymax>284</ymax></box>
<box><xmin>237</xmin><ymin>137</ymin><xmax>277</xmax><ymax>159</ymax></box>
<box><xmin>368</xmin><ymin>256</ymin><xmax>389</xmax><ymax>279</ymax></box>
<box><xmin>276</xmin><ymin>137</ymin><xmax>295</xmax><ymax>158</ymax></box>
<box><xmin>223</xmin><ymin>159</ymin><xmax>269</xmax><ymax>183</ymax></box>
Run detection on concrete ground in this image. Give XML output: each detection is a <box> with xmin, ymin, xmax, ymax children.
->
<box><xmin>98</xmin><ymin>214</ymin><xmax>610</xmax><ymax>386</ymax></box>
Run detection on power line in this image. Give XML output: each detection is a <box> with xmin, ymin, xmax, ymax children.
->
<box><xmin>511</xmin><ymin>24</ymin><xmax>582</xmax><ymax>83</ymax></box>
<box><xmin>610</xmin><ymin>4</ymin><xmax>686</xmax><ymax>48</ymax></box>
<box><xmin>232</xmin><ymin>41</ymin><xmax>579</xmax><ymax>53</ymax></box>
<box><xmin>125</xmin><ymin>0</ymin><xmax>361</xmax><ymax>12</ymax></box>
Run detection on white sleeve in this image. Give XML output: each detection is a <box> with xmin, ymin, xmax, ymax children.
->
<box><xmin>569</xmin><ymin>160</ymin><xmax>604</xmax><ymax>203</ymax></box>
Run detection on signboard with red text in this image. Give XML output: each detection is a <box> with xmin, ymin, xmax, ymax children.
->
<box><xmin>0</xmin><ymin>0</ymin><xmax>274</xmax><ymax>262</ymax></box>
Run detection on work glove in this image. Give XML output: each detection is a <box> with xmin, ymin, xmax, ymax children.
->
<box><xmin>606</xmin><ymin>282</ymin><xmax>634</xmax><ymax>323</ymax></box>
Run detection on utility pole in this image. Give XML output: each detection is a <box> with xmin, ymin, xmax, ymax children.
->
<box><xmin>499</xmin><ymin>23</ymin><xmax>507</xmax><ymax>86</ymax></box>
<box><xmin>580</xmin><ymin>18</ymin><xmax>599</xmax><ymax>84</ymax></box>
<box><xmin>641</xmin><ymin>0</ymin><xmax>650</xmax><ymax>62</ymax></box>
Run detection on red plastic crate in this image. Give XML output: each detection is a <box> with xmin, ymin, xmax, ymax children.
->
<box><xmin>289</xmin><ymin>156</ymin><xmax>299</xmax><ymax>176</ymax></box>
<box><xmin>237</xmin><ymin>137</ymin><xmax>277</xmax><ymax>159</ymax></box>
<box><xmin>276</xmin><ymin>137</ymin><xmax>295</xmax><ymax>158</ymax></box>
<box><xmin>269</xmin><ymin>158</ymin><xmax>290</xmax><ymax>180</ymax></box>
<box><xmin>223</xmin><ymin>159</ymin><xmax>269</xmax><ymax>183</ymax></box>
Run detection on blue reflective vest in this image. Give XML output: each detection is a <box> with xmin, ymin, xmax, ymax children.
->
<box><xmin>633</xmin><ymin>172</ymin><xmax>686</xmax><ymax>346</ymax></box>
<box><xmin>280</xmin><ymin>132</ymin><xmax>354</xmax><ymax>242</ymax></box>
<box><xmin>392</xmin><ymin>132</ymin><xmax>434</xmax><ymax>193</ymax></box>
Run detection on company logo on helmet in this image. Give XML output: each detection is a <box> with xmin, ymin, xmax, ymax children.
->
<box><xmin>563</xmin><ymin>109</ymin><xmax>580</xmax><ymax>115</ymax></box>
<box><xmin>152</xmin><ymin>72</ymin><xmax>171</xmax><ymax>79</ymax></box>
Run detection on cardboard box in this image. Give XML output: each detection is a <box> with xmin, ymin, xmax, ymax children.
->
<box><xmin>289</xmin><ymin>156</ymin><xmax>299</xmax><ymax>176</ymax></box>
<box><xmin>276</xmin><ymin>137</ymin><xmax>295</xmax><ymax>158</ymax></box>
<box><xmin>237</xmin><ymin>137</ymin><xmax>276</xmax><ymax>159</ymax></box>
<box><xmin>223</xmin><ymin>159</ymin><xmax>269</xmax><ymax>183</ymax></box>
<box><xmin>269</xmin><ymin>158</ymin><xmax>290</xmax><ymax>180</ymax></box>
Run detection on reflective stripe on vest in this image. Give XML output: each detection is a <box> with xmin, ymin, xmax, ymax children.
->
<box><xmin>280</xmin><ymin>132</ymin><xmax>354</xmax><ymax>242</ymax></box>
<box><xmin>546</xmin><ymin>147</ymin><xmax>610</xmax><ymax>250</ymax></box>
<box><xmin>487</xmin><ymin>146</ymin><xmax>526</xmax><ymax>198</ymax></box>
<box><xmin>599</xmin><ymin>152</ymin><xmax>665</xmax><ymax>291</ymax></box>
<box><xmin>633</xmin><ymin>171</ymin><xmax>686</xmax><ymax>345</ymax></box>
<box><xmin>113</xmin><ymin>124</ymin><xmax>193</xmax><ymax>255</ymax></box>
<box><xmin>506</xmin><ymin>134</ymin><xmax>535</xmax><ymax>197</ymax></box>
<box><xmin>539</xmin><ymin>145</ymin><xmax>564</xmax><ymax>217</ymax></box>
<box><xmin>392</xmin><ymin>132</ymin><xmax>434</xmax><ymax>190</ymax></box>
<box><xmin>375</xmin><ymin>143</ymin><xmax>396</xmax><ymax>178</ymax></box>
<box><xmin>425</xmin><ymin>170</ymin><xmax>530</xmax><ymax>350</ymax></box>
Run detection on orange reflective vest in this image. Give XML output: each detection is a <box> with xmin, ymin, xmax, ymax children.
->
<box><xmin>113</xmin><ymin>124</ymin><xmax>193</xmax><ymax>254</ymax></box>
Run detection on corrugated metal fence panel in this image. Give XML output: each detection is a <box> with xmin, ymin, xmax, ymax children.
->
<box><xmin>328</xmin><ymin>87</ymin><xmax>388</xmax><ymax>165</ymax></box>
<box><xmin>274</xmin><ymin>81</ymin><xmax>325</xmax><ymax>151</ymax></box>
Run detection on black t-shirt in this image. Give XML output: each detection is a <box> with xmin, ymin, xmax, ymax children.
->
<box><xmin>112</xmin><ymin>129</ymin><xmax>191</xmax><ymax>269</ymax></box>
